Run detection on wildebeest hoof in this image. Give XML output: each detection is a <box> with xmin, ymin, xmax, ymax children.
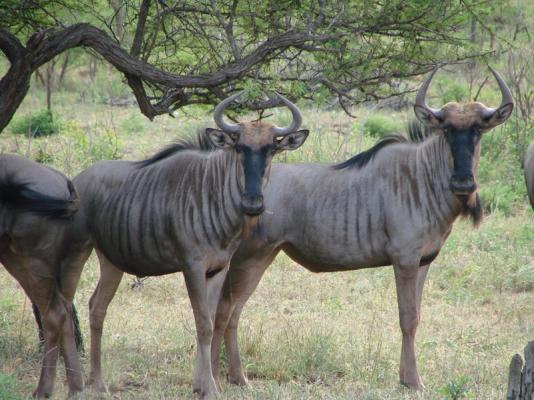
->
<box><xmin>32</xmin><ymin>388</ymin><xmax>52</xmax><ymax>399</ymax></box>
<box><xmin>400</xmin><ymin>377</ymin><xmax>424</xmax><ymax>391</ymax></box>
<box><xmin>198</xmin><ymin>388</ymin><xmax>220</xmax><ymax>400</ymax></box>
<box><xmin>86</xmin><ymin>378</ymin><xmax>109</xmax><ymax>394</ymax></box>
<box><xmin>67</xmin><ymin>390</ymin><xmax>85</xmax><ymax>399</ymax></box>
<box><xmin>228</xmin><ymin>373</ymin><xmax>249</xmax><ymax>387</ymax></box>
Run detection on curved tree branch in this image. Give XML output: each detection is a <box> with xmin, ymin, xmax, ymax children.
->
<box><xmin>0</xmin><ymin>22</ymin><xmax>337</xmax><ymax>130</ymax></box>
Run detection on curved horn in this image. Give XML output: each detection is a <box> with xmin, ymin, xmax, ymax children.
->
<box><xmin>273</xmin><ymin>92</ymin><xmax>303</xmax><ymax>135</ymax></box>
<box><xmin>414</xmin><ymin>67</ymin><xmax>444</xmax><ymax>121</ymax></box>
<box><xmin>213</xmin><ymin>91</ymin><xmax>243</xmax><ymax>133</ymax></box>
<box><xmin>483</xmin><ymin>66</ymin><xmax>514</xmax><ymax>118</ymax></box>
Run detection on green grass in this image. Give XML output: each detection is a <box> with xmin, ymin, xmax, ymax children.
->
<box><xmin>0</xmin><ymin>87</ymin><xmax>533</xmax><ymax>399</ymax></box>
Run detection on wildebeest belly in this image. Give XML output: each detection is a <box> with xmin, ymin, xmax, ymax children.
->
<box><xmin>281</xmin><ymin>242</ymin><xmax>391</xmax><ymax>273</ymax></box>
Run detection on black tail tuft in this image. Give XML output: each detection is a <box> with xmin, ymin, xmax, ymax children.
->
<box><xmin>0</xmin><ymin>178</ymin><xmax>78</xmax><ymax>218</ymax></box>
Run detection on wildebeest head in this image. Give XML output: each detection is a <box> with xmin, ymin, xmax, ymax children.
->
<box><xmin>414</xmin><ymin>66</ymin><xmax>513</xmax><ymax>196</ymax></box>
<box><xmin>206</xmin><ymin>92</ymin><xmax>309</xmax><ymax>216</ymax></box>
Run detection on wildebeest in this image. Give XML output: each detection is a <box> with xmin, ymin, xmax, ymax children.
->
<box><xmin>525</xmin><ymin>141</ymin><xmax>534</xmax><ymax>209</ymax></box>
<box><xmin>0</xmin><ymin>154</ymin><xmax>86</xmax><ymax>398</ymax></box>
<box><xmin>211</xmin><ymin>67</ymin><xmax>514</xmax><ymax>390</ymax></box>
<box><xmin>53</xmin><ymin>92</ymin><xmax>309</xmax><ymax>399</ymax></box>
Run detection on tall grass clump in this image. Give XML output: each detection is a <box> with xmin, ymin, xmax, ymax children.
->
<box><xmin>0</xmin><ymin>373</ymin><xmax>24</xmax><ymax>400</ymax></box>
<box><xmin>477</xmin><ymin>124</ymin><xmax>529</xmax><ymax>215</ymax></box>
<box><xmin>8</xmin><ymin>109</ymin><xmax>59</xmax><ymax>137</ymax></box>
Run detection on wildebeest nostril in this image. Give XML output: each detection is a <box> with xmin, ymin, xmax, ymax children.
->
<box><xmin>241</xmin><ymin>195</ymin><xmax>264</xmax><ymax>215</ymax></box>
<box><xmin>450</xmin><ymin>175</ymin><xmax>477</xmax><ymax>194</ymax></box>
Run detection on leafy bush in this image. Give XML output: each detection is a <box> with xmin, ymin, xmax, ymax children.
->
<box><xmin>434</xmin><ymin>74</ymin><xmax>469</xmax><ymax>104</ymax></box>
<box><xmin>438</xmin><ymin>375</ymin><xmax>474</xmax><ymax>399</ymax></box>
<box><xmin>477</xmin><ymin>125</ymin><xmax>528</xmax><ymax>215</ymax></box>
<box><xmin>55</xmin><ymin>120</ymin><xmax>123</xmax><ymax>175</ymax></box>
<box><xmin>363</xmin><ymin>114</ymin><xmax>398</xmax><ymax>138</ymax></box>
<box><xmin>9</xmin><ymin>110</ymin><xmax>59</xmax><ymax>137</ymax></box>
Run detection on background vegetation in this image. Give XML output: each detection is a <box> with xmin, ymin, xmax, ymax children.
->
<box><xmin>0</xmin><ymin>0</ymin><xmax>533</xmax><ymax>399</ymax></box>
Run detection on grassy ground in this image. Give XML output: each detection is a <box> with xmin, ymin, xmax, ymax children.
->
<box><xmin>0</xmin><ymin>88</ymin><xmax>533</xmax><ymax>399</ymax></box>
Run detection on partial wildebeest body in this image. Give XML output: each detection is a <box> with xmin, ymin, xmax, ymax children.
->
<box><xmin>211</xmin><ymin>67</ymin><xmax>514</xmax><ymax>390</ymax></box>
<box><xmin>0</xmin><ymin>154</ymin><xmax>87</xmax><ymax>398</ymax></box>
<box><xmin>525</xmin><ymin>141</ymin><xmax>534</xmax><ymax>209</ymax></box>
<box><xmin>62</xmin><ymin>93</ymin><xmax>309</xmax><ymax>399</ymax></box>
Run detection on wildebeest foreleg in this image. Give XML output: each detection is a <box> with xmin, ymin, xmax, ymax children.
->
<box><xmin>87</xmin><ymin>250</ymin><xmax>124</xmax><ymax>393</ymax></box>
<box><xmin>394</xmin><ymin>264</ymin><xmax>424</xmax><ymax>390</ymax></box>
<box><xmin>416</xmin><ymin>265</ymin><xmax>430</xmax><ymax>316</ymax></box>
<box><xmin>207</xmin><ymin>266</ymin><xmax>229</xmax><ymax>323</ymax></box>
<box><xmin>183</xmin><ymin>266</ymin><xmax>219</xmax><ymax>399</ymax></box>
<box><xmin>212</xmin><ymin>249</ymin><xmax>275</xmax><ymax>386</ymax></box>
<box><xmin>197</xmin><ymin>265</ymin><xmax>229</xmax><ymax>391</ymax></box>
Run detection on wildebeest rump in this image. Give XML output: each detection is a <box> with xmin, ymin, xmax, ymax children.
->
<box><xmin>211</xmin><ymin>67</ymin><xmax>514</xmax><ymax>390</ymax></box>
<box><xmin>0</xmin><ymin>154</ymin><xmax>86</xmax><ymax>398</ymax></box>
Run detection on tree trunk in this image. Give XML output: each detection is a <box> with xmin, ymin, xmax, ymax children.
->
<box><xmin>507</xmin><ymin>341</ymin><xmax>534</xmax><ymax>399</ymax></box>
<box><xmin>45</xmin><ymin>61</ymin><xmax>54</xmax><ymax>112</ymax></box>
<box><xmin>57</xmin><ymin>53</ymin><xmax>70</xmax><ymax>90</ymax></box>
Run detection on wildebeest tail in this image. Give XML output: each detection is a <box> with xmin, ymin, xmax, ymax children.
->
<box><xmin>0</xmin><ymin>178</ymin><xmax>78</xmax><ymax>218</ymax></box>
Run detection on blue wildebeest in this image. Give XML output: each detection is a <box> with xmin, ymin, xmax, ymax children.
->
<box><xmin>525</xmin><ymin>141</ymin><xmax>534</xmax><ymax>209</ymax></box>
<box><xmin>0</xmin><ymin>154</ymin><xmax>86</xmax><ymax>398</ymax></box>
<box><xmin>52</xmin><ymin>92</ymin><xmax>309</xmax><ymax>399</ymax></box>
<box><xmin>210</xmin><ymin>67</ymin><xmax>514</xmax><ymax>390</ymax></box>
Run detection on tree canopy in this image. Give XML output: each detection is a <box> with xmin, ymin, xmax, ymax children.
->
<box><xmin>0</xmin><ymin>0</ymin><xmax>513</xmax><ymax>131</ymax></box>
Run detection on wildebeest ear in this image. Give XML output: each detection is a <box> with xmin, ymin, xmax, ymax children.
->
<box><xmin>274</xmin><ymin>129</ymin><xmax>309</xmax><ymax>151</ymax></box>
<box><xmin>414</xmin><ymin>105</ymin><xmax>442</xmax><ymax>127</ymax></box>
<box><xmin>485</xmin><ymin>103</ymin><xmax>513</xmax><ymax>128</ymax></box>
<box><xmin>205</xmin><ymin>128</ymin><xmax>238</xmax><ymax>149</ymax></box>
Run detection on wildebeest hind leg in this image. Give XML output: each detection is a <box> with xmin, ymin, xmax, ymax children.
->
<box><xmin>60</xmin><ymin>245</ymin><xmax>93</xmax><ymax>353</ymax></box>
<box><xmin>33</xmin><ymin>286</ymin><xmax>69</xmax><ymax>398</ymax></box>
<box><xmin>4</xmin><ymin>257</ymin><xmax>70</xmax><ymax>398</ymax></box>
<box><xmin>394</xmin><ymin>264</ymin><xmax>424</xmax><ymax>390</ymax></box>
<box><xmin>183</xmin><ymin>265</ymin><xmax>219</xmax><ymax>399</ymax></box>
<box><xmin>58</xmin><ymin>294</ymin><xmax>84</xmax><ymax>397</ymax></box>
<box><xmin>87</xmin><ymin>250</ymin><xmax>124</xmax><ymax>393</ymax></box>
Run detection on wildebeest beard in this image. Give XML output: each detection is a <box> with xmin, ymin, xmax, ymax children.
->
<box><xmin>458</xmin><ymin>192</ymin><xmax>483</xmax><ymax>227</ymax></box>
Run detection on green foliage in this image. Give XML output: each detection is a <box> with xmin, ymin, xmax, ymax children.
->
<box><xmin>363</xmin><ymin>114</ymin><xmax>398</xmax><ymax>138</ymax></box>
<box><xmin>9</xmin><ymin>110</ymin><xmax>59</xmax><ymax>137</ymax></box>
<box><xmin>477</xmin><ymin>125</ymin><xmax>529</xmax><ymax>215</ymax></box>
<box><xmin>121</xmin><ymin>114</ymin><xmax>147</xmax><ymax>135</ymax></box>
<box><xmin>436</xmin><ymin>75</ymin><xmax>469</xmax><ymax>104</ymax></box>
<box><xmin>55</xmin><ymin>120</ymin><xmax>122</xmax><ymax>174</ymax></box>
<box><xmin>438</xmin><ymin>375</ymin><xmax>474</xmax><ymax>400</ymax></box>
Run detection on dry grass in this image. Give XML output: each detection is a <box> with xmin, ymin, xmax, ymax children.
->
<box><xmin>0</xmin><ymin>91</ymin><xmax>533</xmax><ymax>399</ymax></box>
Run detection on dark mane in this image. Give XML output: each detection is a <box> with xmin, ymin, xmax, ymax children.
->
<box><xmin>136</xmin><ymin>129</ymin><xmax>216</xmax><ymax>168</ymax></box>
<box><xmin>333</xmin><ymin>120</ymin><xmax>435</xmax><ymax>171</ymax></box>
<box><xmin>333</xmin><ymin>135</ymin><xmax>407</xmax><ymax>170</ymax></box>
<box><xmin>0</xmin><ymin>178</ymin><xmax>78</xmax><ymax>218</ymax></box>
<box><xmin>407</xmin><ymin>119</ymin><xmax>433</xmax><ymax>142</ymax></box>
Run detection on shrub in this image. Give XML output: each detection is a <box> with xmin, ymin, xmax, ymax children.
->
<box><xmin>363</xmin><ymin>114</ymin><xmax>398</xmax><ymax>138</ymax></box>
<box><xmin>9</xmin><ymin>109</ymin><xmax>59</xmax><ymax>137</ymax></box>
<box><xmin>437</xmin><ymin>374</ymin><xmax>474</xmax><ymax>400</ymax></box>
